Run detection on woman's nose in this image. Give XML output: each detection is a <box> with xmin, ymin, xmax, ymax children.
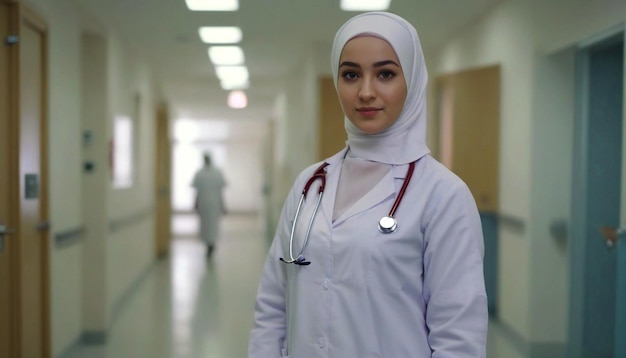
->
<box><xmin>358</xmin><ymin>79</ymin><xmax>375</xmax><ymax>101</ymax></box>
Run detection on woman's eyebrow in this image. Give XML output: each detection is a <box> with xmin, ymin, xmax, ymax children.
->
<box><xmin>339</xmin><ymin>60</ymin><xmax>400</xmax><ymax>68</ymax></box>
<box><xmin>374</xmin><ymin>60</ymin><xmax>400</xmax><ymax>67</ymax></box>
<box><xmin>339</xmin><ymin>61</ymin><xmax>360</xmax><ymax>68</ymax></box>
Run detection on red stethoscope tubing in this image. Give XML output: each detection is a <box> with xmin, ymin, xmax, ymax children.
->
<box><xmin>280</xmin><ymin>160</ymin><xmax>416</xmax><ymax>265</ymax></box>
<box><xmin>302</xmin><ymin>162</ymin><xmax>330</xmax><ymax>196</ymax></box>
<box><xmin>388</xmin><ymin>161</ymin><xmax>415</xmax><ymax>218</ymax></box>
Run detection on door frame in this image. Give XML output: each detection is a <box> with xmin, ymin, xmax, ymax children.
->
<box><xmin>568</xmin><ymin>23</ymin><xmax>624</xmax><ymax>358</ymax></box>
<box><xmin>5</xmin><ymin>3</ymin><xmax>51</xmax><ymax>357</ymax></box>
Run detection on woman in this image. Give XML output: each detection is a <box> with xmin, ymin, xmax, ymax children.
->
<box><xmin>249</xmin><ymin>12</ymin><xmax>487</xmax><ymax>357</ymax></box>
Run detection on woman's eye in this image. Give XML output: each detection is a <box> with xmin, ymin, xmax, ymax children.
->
<box><xmin>342</xmin><ymin>71</ymin><xmax>358</xmax><ymax>80</ymax></box>
<box><xmin>379</xmin><ymin>70</ymin><xmax>396</xmax><ymax>79</ymax></box>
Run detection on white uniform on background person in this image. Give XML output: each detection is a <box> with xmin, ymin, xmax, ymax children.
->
<box><xmin>192</xmin><ymin>153</ymin><xmax>226</xmax><ymax>257</ymax></box>
<box><xmin>249</xmin><ymin>11</ymin><xmax>487</xmax><ymax>358</ymax></box>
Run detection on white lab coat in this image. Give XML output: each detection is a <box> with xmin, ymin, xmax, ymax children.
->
<box><xmin>192</xmin><ymin>165</ymin><xmax>225</xmax><ymax>245</ymax></box>
<box><xmin>249</xmin><ymin>148</ymin><xmax>488</xmax><ymax>357</ymax></box>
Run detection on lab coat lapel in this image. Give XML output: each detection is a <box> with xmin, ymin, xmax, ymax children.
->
<box><xmin>333</xmin><ymin>168</ymin><xmax>396</xmax><ymax>226</ymax></box>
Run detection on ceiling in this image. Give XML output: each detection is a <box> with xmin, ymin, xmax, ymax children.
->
<box><xmin>73</xmin><ymin>0</ymin><xmax>501</xmax><ymax>125</ymax></box>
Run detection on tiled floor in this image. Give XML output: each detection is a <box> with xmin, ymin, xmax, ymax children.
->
<box><xmin>65</xmin><ymin>214</ymin><xmax>527</xmax><ymax>358</ymax></box>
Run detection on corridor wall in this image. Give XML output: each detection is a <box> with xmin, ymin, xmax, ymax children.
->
<box><xmin>431</xmin><ymin>0</ymin><xmax>626</xmax><ymax>356</ymax></box>
<box><xmin>22</xmin><ymin>0</ymin><xmax>162</xmax><ymax>355</ymax></box>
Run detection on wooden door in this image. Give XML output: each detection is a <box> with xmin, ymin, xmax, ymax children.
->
<box><xmin>154</xmin><ymin>104</ymin><xmax>172</xmax><ymax>257</ymax></box>
<box><xmin>0</xmin><ymin>4</ymin><xmax>50</xmax><ymax>357</ymax></box>
<box><xmin>435</xmin><ymin>66</ymin><xmax>500</xmax><ymax>212</ymax></box>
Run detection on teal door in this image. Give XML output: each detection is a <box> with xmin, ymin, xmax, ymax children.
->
<box><xmin>569</xmin><ymin>31</ymin><xmax>625</xmax><ymax>358</ymax></box>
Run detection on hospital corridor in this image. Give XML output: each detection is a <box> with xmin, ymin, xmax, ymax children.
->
<box><xmin>2</xmin><ymin>0</ymin><xmax>626</xmax><ymax>358</ymax></box>
<box><xmin>60</xmin><ymin>214</ymin><xmax>527</xmax><ymax>358</ymax></box>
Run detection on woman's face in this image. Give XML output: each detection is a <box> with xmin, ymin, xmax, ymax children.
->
<box><xmin>337</xmin><ymin>36</ymin><xmax>407</xmax><ymax>135</ymax></box>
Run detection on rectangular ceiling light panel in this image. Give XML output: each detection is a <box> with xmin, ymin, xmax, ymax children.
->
<box><xmin>340</xmin><ymin>0</ymin><xmax>390</xmax><ymax>11</ymax></box>
<box><xmin>199</xmin><ymin>27</ymin><xmax>242</xmax><ymax>44</ymax></box>
<box><xmin>215</xmin><ymin>66</ymin><xmax>249</xmax><ymax>89</ymax></box>
<box><xmin>221</xmin><ymin>79</ymin><xmax>249</xmax><ymax>90</ymax></box>
<box><xmin>185</xmin><ymin>0</ymin><xmax>238</xmax><ymax>11</ymax></box>
<box><xmin>208</xmin><ymin>46</ymin><xmax>245</xmax><ymax>65</ymax></box>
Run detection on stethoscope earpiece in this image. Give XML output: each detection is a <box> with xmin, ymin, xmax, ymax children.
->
<box><xmin>378</xmin><ymin>216</ymin><xmax>397</xmax><ymax>234</ymax></box>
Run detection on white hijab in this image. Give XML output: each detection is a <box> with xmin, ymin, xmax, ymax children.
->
<box><xmin>331</xmin><ymin>12</ymin><xmax>430</xmax><ymax>165</ymax></box>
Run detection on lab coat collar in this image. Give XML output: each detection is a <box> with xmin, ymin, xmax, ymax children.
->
<box><xmin>319</xmin><ymin>147</ymin><xmax>410</xmax><ymax>227</ymax></box>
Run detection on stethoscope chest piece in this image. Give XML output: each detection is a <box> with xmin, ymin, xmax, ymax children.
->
<box><xmin>378</xmin><ymin>216</ymin><xmax>397</xmax><ymax>234</ymax></box>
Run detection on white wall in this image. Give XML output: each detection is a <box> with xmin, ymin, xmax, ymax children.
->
<box><xmin>271</xmin><ymin>49</ymin><xmax>320</xmax><ymax>216</ymax></box>
<box><xmin>528</xmin><ymin>48</ymin><xmax>575</xmax><ymax>343</ymax></box>
<box><xmin>223</xmin><ymin>137</ymin><xmax>266</xmax><ymax>214</ymax></box>
<box><xmin>107</xmin><ymin>35</ymin><xmax>157</xmax><ymax>217</ymax></box>
<box><xmin>531</xmin><ymin>0</ymin><xmax>626</xmax><ymax>54</ymax></box>
<box><xmin>105</xmin><ymin>33</ymin><xmax>157</xmax><ymax>322</ymax></box>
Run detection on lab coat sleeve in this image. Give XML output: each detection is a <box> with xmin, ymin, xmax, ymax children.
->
<box><xmin>248</xmin><ymin>183</ymin><xmax>298</xmax><ymax>358</ymax></box>
<box><xmin>423</xmin><ymin>180</ymin><xmax>488</xmax><ymax>358</ymax></box>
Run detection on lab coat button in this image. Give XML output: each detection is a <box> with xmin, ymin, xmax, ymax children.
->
<box><xmin>322</xmin><ymin>279</ymin><xmax>330</xmax><ymax>290</ymax></box>
<box><xmin>318</xmin><ymin>337</ymin><xmax>327</xmax><ymax>348</ymax></box>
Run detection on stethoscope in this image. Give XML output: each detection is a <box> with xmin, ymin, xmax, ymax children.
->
<box><xmin>280</xmin><ymin>160</ymin><xmax>416</xmax><ymax>265</ymax></box>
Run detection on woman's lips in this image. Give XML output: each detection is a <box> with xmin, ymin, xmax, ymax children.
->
<box><xmin>356</xmin><ymin>107</ymin><xmax>382</xmax><ymax>117</ymax></box>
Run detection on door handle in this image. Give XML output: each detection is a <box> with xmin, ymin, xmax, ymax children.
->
<box><xmin>37</xmin><ymin>221</ymin><xmax>50</xmax><ymax>231</ymax></box>
<box><xmin>600</xmin><ymin>226</ymin><xmax>625</xmax><ymax>248</ymax></box>
<box><xmin>0</xmin><ymin>224</ymin><xmax>16</xmax><ymax>254</ymax></box>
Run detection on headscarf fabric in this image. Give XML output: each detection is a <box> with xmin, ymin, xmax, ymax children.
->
<box><xmin>331</xmin><ymin>12</ymin><xmax>430</xmax><ymax>165</ymax></box>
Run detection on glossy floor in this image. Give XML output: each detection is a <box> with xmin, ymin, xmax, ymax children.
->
<box><xmin>64</xmin><ymin>214</ymin><xmax>527</xmax><ymax>358</ymax></box>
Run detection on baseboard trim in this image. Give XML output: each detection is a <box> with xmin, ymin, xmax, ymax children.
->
<box><xmin>528</xmin><ymin>342</ymin><xmax>566</xmax><ymax>358</ymax></box>
<box><xmin>56</xmin><ymin>261</ymin><xmax>157</xmax><ymax>356</ymax></box>
<box><xmin>491</xmin><ymin>317</ymin><xmax>566</xmax><ymax>357</ymax></box>
<box><xmin>81</xmin><ymin>330</ymin><xmax>107</xmax><ymax>345</ymax></box>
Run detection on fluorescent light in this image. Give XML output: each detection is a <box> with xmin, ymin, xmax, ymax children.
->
<box><xmin>198</xmin><ymin>27</ymin><xmax>242</xmax><ymax>44</ymax></box>
<box><xmin>215</xmin><ymin>65</ymin><xmax>248</xmax><ymax>82</ymax></box>
<box><xmin>221</xmin><ymin>79</ymin><xmax>249</xmax><ymax>90</ymax></box>
<box><xmin>185</xmin><ymin>0</ymin><xmax>238</xmax><ymax>11</ymax></box>
<box><xmin>340</xmin><ymin>0</ymin><xmax>390</xmax><ymax>11</ymax></box>
<box><xmin>227</xmin><ymin>90</ymin><xmax>248</xmax><ymax>109</ymax></box>
<box><xmin>216</xmin><ymin>66</ymin><xmax>249</xmax><ymax>90</ymax></box>
<box><xmin>208</xmin><ymin>46</ymin><xmax>245</xmax><ymax>65</ymax></box>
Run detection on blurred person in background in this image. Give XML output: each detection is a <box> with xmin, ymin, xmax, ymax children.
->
<box><xmin>192</xmin><ymin>152</ymin><xmax>226</xmax><ymax>257</ymax></box>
